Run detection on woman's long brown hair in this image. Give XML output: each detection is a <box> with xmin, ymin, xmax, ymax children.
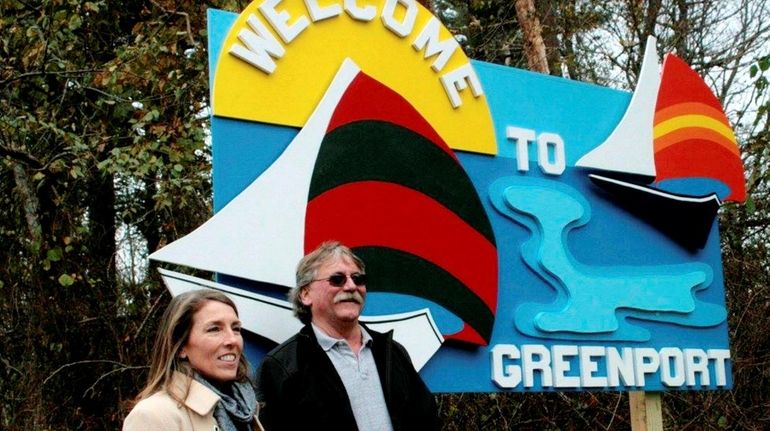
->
<box><xmin>134</xmin><ymin>289</ymin><xmax>251</xmax><ymax>405</ymax></box>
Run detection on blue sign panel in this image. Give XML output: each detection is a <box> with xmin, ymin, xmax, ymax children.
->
<box><xmin>150</xmin><ymin>2</ymin><xmax>742</xmax><ymax>393</ymax></box>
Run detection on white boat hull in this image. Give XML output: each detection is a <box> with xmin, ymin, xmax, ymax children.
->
<box><xmin>158</xmin><ymin>268</ymin><xmax>444</xmax><ymax>371</ymax></box>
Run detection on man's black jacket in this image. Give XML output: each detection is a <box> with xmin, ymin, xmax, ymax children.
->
<box><xmin>255</xmin><ymin>324</ymin><xmax>439</xmax><ymax>431</ymax></box>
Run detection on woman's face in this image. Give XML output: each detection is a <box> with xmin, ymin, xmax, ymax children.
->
<box><xmin>180</xmin><ymin>300</ymin><xmax>243</xmax><ymax>384</ymax></box>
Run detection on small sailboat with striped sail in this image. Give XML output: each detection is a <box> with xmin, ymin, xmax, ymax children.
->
<box><xmin>576</xmin><ymin>36</ymin><xmax>746</xmax><ymax>250</ymax></box>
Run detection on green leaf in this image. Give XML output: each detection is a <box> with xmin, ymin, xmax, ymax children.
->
<box><xmin>58</xmin><ymin>274</ymin><xmax>75</xmax><ymax>286</ymax></box>
<box><xmin>68</xmin><ymin>14</ymin><xmax>83</xmax><ymax>31</ymax></box>
<box><xmin>96</xmin><ymin>159</ymin><xmax>111</xmax><ymax>171</ymax></box>
<box><xmin>47</xmin><ymin>248</ymin><xmax>62</xmax><ymax>262</ymax></box>
<box><xmin>70</xmin><ymin>165</ymin><xmax>83</xmax><ymax>179</ymax></box>
<box><xmin>745</xmin><ymin>196</ymin><xmax>755</xmax><ymax>213</ymax></box>
<box><xmin>717</xmin><ymin>416</ymin><xmax>728</xmax><ymax>428</ymax></box>
<box><xmin>759</xmin><ymin>56</ymin><xmax>770</xmax><ymax>71</ymax></box>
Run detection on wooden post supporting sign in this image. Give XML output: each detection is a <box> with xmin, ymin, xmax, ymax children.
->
<box><xmin>629</xmin><ymin>391</ymin><xmax>663</xmax><ymax>431</ymax></box>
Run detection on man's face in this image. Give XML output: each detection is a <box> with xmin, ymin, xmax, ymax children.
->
<box><xmin>301</xmin><ymin>255</ymin><xmax>366</xmax><ymax>333</ymax></box>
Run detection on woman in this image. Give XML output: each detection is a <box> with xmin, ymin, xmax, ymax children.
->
<box><xmin>124</xmin><ymin>289</ymin><xmax>263</xmax><ymax>431</ymax></box>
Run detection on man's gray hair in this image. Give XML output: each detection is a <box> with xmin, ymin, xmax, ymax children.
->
<box><xmin>288</xmin><ymin>241</ymin><xmax>366</xmax><ymax>324</ymax></box>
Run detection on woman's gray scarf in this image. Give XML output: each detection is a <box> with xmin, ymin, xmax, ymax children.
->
<box><xmin>195</xmin><ymin>374</ymin><xmax>257</xmax><ymax>431</ymax></box>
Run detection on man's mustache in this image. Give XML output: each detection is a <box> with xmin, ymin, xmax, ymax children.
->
<box><xmin>334</xmin><ymin>291</ymin><xmax>365</xmax><ymax>305</ymax></box>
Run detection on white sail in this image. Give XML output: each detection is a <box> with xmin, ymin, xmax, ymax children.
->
<box><xmin>149</xmin><ymin>59</ymin><xmax>362</xmax><ymax>287</ymax></box>
<box><xmin>159</xmin><ymin>269</ymin><xmax>444</xmax><ymax>371</ymax></box>
<box><xmin>575</xmin><ymin>36</ymin><xmax>660</xmax><ymax>177</ymax></box>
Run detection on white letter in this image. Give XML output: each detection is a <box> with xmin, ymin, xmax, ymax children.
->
<box><xmin>708</xmin><ymin>349</ymin><xmax>731</xmax><ymax>387</ymax></box>
<box><xmin>440</xmin><ymin>63</ymin><xmax>484</xmax><ymax>108</ymax></box>
<box><xmin>259</xmin><ymin>0</ymin><xmax>310</xmax><ymax>44</ymax></box>
<box><xmin>537</xmin><ymin>132</ymin><xmax>566</xmax><ymax>175</ymax></box>
<box><xmin>684</xmin><ymin>348</ymin><xmax>709</xmax><ymax>386</ymax></box>
<box><xmin>580</xmin><ymin>346</ymin><xmax>608</xmax><ymax>388</ymax></box>
<box><xmin>634</xmin><ymin>348</ymin><xmax>660</xmax><ymax>387</ymax></box>
<box><xmin>303</xmin><ymin>0</ymin><xmax>341</xmax><ymax>21</ymax></box>
<box><xmin>411</xmin><ymin>17</ymin><xmax>459</xmax><ymax>72</ymax></box>
<box><xmin>522</xmin><ymin>344</ymin><xmax>552</xmax><ymax>388</ymax></box>
<box><xmin>491</xmin><ymin>345</ymin><xmax>521</xmax><ymax>388</ymax></box>
<box><xmin>659</xmin><ymin>347</ymin><xmax>685</xmax><ymax>387</ymax></box>
<box><xmin>506</xmin><ymin>126</ymin><xmax>535</xmax><ymax>172</ymax></box>
<box><xmin>607</xmin><ymin>347</ymin><xmax>635</xmax><ymax>387</ymax></box>
<box><xmin>381</xmin><ymin>0</ymin><xmax>417</xmax><ymax>38</ymax></box>
<box><xmin>229</xmin><ymin>13</ymin><xmax>286</xmax><ymax>74</ymax></box>
<box><xmin>552</xmin><ymin>345</ymin><xmax>580</xmax><ymax>388</ymax></box>
<box><xmin>344</xmin><ymin>0</ymin><xmax>376</xmax><ymax>21</ymax></box>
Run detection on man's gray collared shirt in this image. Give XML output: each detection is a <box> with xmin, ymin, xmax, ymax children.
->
<box><xmin>312</xmin><ymin>324</ymin><xmax>394</xmax><ymax>431</ymax></box>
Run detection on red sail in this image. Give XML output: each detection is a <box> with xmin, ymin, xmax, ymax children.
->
<box><xmin>305</xmin><ymin>71</ymin><xmax>498</xmax><ymax>345</ymax></box>
<box><xmin>654</xmin><ymin>54</ymin><xmax>746</xmax><ymax>203</ymax></box>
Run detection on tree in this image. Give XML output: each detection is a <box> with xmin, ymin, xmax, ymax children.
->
<box><xmin>0</xmin><ymin>0</ymin><xmax>245</xmax><ymax>428</ymax></box>
<box><xmin>514</xmin><ymin>0</ymin><xmax>549</xmax><ymax>73</ymax></box>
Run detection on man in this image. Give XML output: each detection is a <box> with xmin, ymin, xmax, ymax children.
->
<box><xmin>256</xmin><ymin>241</ymin><xmax>440</xmax><ymax>431</ymax></box>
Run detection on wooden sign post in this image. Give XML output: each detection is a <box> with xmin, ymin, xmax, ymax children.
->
<box><xmin>630</xmin><ymin>391</ymin><xmax>663</xmax><ymax>430</ymax></box>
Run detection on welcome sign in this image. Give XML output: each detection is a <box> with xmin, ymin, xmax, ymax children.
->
<box><xmin>150</xmin><ymin>0</ymin><xmax>745</xmax><ymax>392</ymax></box>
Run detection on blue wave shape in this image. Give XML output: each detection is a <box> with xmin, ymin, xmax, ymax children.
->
<box><xmin>489</xmin><ymin>176</ymin><xmax>726</xmax><ymax>342</ymax></box>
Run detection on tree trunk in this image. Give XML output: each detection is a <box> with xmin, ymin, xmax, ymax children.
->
<box><xmin>138</xmin><ymin>176</ymin><xmax>161</xmax><ymax>254</ymax></box>
<box><xmin>537</xmin><ymin>0</ymin><xmax>563</xmax><ymax>76</ymax></box>
<box><xmin>644</xmin><ymin>0</ymin><xmax>662</xmax><ymax>37</ymax></box>
<box><xmin>672</xmin><ymin>0</ymin><xmax>690</xmax><ymax>59</ymax></box>
<box><xmin>12</xmin><ymin>163</ymin><xmax>42</xmax><ymax>248</ymax></box>
<box><xmin>88</xmin><ymin>171</ymin><xmax>117</xmax><ymax>280</ymax></box>
<box><xmin>515</xmin><ymin>0</ymin><xmax>550</xmax><ymax>74</ymax></box>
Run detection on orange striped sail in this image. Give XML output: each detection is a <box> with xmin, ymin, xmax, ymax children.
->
<box><xmin>653</xmin><ymin>54</ymin><xmax>746</xmax><ymax>203</ymax></box>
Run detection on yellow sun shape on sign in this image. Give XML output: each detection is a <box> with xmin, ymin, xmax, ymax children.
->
<box><xmin>212</xmin><ymin>0</ymin><xmax>497</xmax><ymax>155</ymax></box>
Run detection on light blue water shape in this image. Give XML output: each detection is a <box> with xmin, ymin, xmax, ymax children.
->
<box><xmin>489</xmin><ymin>176</ymin><xmax>727</xmax><ymax>342</ymax></box>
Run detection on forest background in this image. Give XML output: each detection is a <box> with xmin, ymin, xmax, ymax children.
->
<box><xmin>1</xmin><ymin>0</ymin><xmax>768</xmax><ymax>429</ymax></box>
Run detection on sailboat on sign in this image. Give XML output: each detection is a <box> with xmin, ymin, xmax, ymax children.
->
<box><xmin>149</xmin><ymin>59</ymin><xmax>501</xmax><ymax>370</ymax></box>
<box><xmin>576</xmin><ymin>36</ymin><xmax>746</xmax><ymax>250</ymax></box>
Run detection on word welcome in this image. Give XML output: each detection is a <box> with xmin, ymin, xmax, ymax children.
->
<box><xmin>491</xmin><ymin>344</ymin><xmax>730</xmax><ymax>389</ymax></box>
<box><xmin>227</xmin><ymin>0</ymin><xmax>483</xmax><ymax>108</ymax></box>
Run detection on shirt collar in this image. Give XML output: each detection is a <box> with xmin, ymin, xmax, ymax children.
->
<box><xmin>311</xmin><ymin>323</ymin><xmax>373</xmax><ymax>351</ymax></box>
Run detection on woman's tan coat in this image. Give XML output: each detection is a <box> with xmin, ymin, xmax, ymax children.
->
<box><xmin>123</xmin><ymin>372</ymin><xmax>263</xmax><ymax>431</ymax></box>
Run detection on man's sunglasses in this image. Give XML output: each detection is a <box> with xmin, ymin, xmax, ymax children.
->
<box><xmin>313</xmin><ymin>272</ymin><xmax>367</xmax><ymax>287</ymax></box>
